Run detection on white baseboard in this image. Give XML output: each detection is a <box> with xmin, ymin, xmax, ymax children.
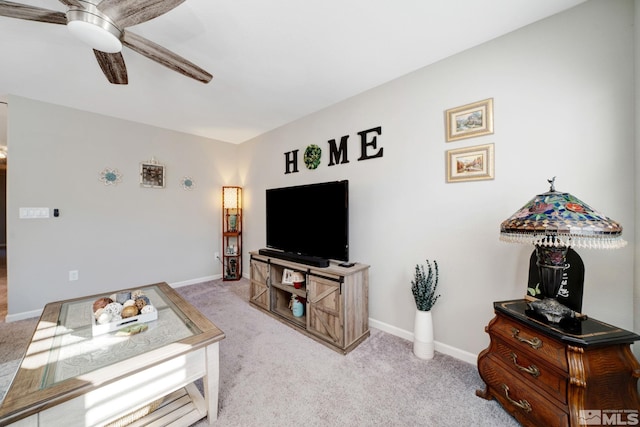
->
<box><xmin>4</xmin><ymin>275</ymin><xmax>224</xmax><ymax>322</ymax></box>
<box><xmin>369</xmin><ymin>317</ymin><xmax>478</xmax><ymax>365</ymax></box>
<box><xmin>5</xmin><ymin>276</ymin><xmax>476</xmax><ymax>367</ymax></box>
<box><xmin>169</xmin><ymin>274</ymin><xmax>221</xmax><ymax>288</ymax></box>
<box><xmin>5</xmin><ymin>308</ymin><xmax>41</xmax><ymax>322</ymax></box>
<box><xmin>369</xmin><ymin>318</ymin><xmax>414</xmax><ymax>340</ymax></box>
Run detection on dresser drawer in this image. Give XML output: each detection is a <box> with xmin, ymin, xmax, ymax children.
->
<box><xmin>479</xmin><ymin>353</ymin><xmax>570</xmax><ymax>427</ymax></box>
<box><xmin>493</xmin><ymin>336</ymin><xmax>568</xmax><ymax>404</ymax></box>
<box><xmin>490</xmin><ymin>314</ymin><xmax>567</xmax><ymax>371</ymax></box>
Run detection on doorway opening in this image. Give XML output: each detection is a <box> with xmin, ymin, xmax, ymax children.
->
<box><xmin>1</xmin><ymin>99</ymin><xmax>7</xmax><ymax>321</ymax></box>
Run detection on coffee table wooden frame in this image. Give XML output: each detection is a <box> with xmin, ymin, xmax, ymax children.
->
<box><xmin>0</xmin><ymin>282</ymin><xmax>225</xmax><ymax>426</ymax></box>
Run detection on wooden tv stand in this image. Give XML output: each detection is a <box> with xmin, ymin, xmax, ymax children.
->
<box><xmin>249</xmin><ymin>251</ymin><xmax>370</xmax><ymax>354</ymax></box>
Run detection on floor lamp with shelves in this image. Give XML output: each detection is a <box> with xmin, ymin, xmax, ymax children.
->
<box><xmin>222</xmin><ymin>186</ymin><xmax>242</xmax><ymax>281</ymax></box>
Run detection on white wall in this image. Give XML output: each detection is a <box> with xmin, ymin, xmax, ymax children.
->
<box><xmin>0</xmin><ymin>101</ymin><xmax>6</xmax><ymax>146</ymax></box>
<box><xmin>4</xmin><ymin>0</ymin><xmax>637</xmax><ymax>362</ymax></box>
<box><xmin>6</xmin><ymin>96</ymin><xmax>239</xmax><ymax>318</ymax></box>
<box><xmin>241</xmin><ymin>0</ymin><xmax>637</xmax><ymax>359</ymax></box>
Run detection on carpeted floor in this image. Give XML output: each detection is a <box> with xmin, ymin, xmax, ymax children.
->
<box><xmin>0</xmin><ymin>279</ymin><xmax>519</xmax><ymax>426</ymax></box>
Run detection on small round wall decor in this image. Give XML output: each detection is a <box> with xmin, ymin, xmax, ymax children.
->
<box><xmin>100</xmin><ymin>168</ymin><xmax>122</xmax><ymax>186</ymax></box>
<box><xmin>304</xmin><ymin>144</ymin><xmax>322</xmax><ymax>170</ymax></box>
<box><xmin>181</xmin><ymin>176</ymin><xmax>195</xmax><ymax>190</ymax></box>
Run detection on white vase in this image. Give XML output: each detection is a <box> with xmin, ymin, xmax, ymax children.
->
<box><xmin>413</xmin><ymin>309</ymin><xmax>435</xmax><ymax>359</ymax></box>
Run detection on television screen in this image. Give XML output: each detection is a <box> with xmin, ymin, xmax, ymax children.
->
<box><xmin>266</xmin><ymin>180</ymin><xmax>349</xmax><ymax>262</ymax></box>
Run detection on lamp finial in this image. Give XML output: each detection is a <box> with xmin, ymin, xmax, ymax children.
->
<box><xmin>547</xmin><ymin>176</ymin><xmax>556</xmax><ymax>192</ymax></box>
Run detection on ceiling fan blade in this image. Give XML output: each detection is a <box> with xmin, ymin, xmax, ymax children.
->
<box><xmin>94</xmin><ymin>50</ymin><xmax>129</xmax><ymax>85</ymax></box>
<box><xmin>58</xmin><ymin>0</ymin><xmax>84</xmax><ymax>8</ymax></box>
<box><xmin>98</xmin><ymin>0</ymin><xmax>185</xmax><ymax>28</ymax></box>
<box><xmin>0</xmin><ymin>1</ymin><xmax>66</xmax><ymax>24</ymax></box>
<box><xmin>123</xmin><ymin>31</ymin><xmax>212</xmax><ymax>84</ymax></box>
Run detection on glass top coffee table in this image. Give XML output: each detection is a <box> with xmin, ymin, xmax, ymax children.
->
<box><xmin>0</xmin><ymin>282</ymin><xmax>225</xmax><ymax>427</ymax></box>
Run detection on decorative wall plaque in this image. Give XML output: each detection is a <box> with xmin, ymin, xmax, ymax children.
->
<box><xmin>140</xmin><ymin>157</ymin><xmax>165</xmax><ymax>188</ymax></box>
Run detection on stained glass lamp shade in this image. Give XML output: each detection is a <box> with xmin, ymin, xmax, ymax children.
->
<box><xmin>499</xmin><ymin>179</ymin><xmax>626</xmax><ymax>323</ymax></box>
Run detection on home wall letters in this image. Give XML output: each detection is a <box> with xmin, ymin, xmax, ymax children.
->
<box><xmin>284</xmin><ymin>126</ymin><xmax>383</xmax><ymax>174</ymax></box>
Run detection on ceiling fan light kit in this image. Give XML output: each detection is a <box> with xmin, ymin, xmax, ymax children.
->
<box><xmin>67</xmin><ymin>5</ymin><xmax>122</xmax><ymax>53</ymax></box>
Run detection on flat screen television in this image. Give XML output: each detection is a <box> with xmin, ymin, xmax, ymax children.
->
<box><xmin>265</xmin><ymin>180</ymin><xmax>349</xmax><ymax>262</ymax></box>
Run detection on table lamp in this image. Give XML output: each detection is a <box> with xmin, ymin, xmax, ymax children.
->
<box><xmin>499</xmin><ymin>178</ymin><xmax>626</xmax><ymax>323</ymax></box>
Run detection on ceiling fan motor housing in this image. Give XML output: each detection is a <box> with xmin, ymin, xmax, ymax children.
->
<box><xmin>67</xmin><ymin>2</ymin><xmax>122</xmax><ymax>53</ymax></box>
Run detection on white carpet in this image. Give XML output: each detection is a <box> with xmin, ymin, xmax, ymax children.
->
<box><xmin>179</xmin><ymin>280</ymin><xmax>519</xmax><ymax>426</ymax></box>
<box><xmin>0</xmin><ymin>280</ymin><xmax>519</xmax><ymax>426</ymax></box>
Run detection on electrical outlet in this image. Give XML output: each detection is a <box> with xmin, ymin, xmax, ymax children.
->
<box><xmin>69</xmin><ymin>270</ymin><xmax>79</xmax><ymax>281</ymax></box>
<box><xmin>214</xmin><ymin>252</ymin><xmax>220</xmax><ymax>260</ymax></box>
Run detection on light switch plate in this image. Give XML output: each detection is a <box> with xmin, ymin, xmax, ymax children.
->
<box><xmin>19</xmin><ymin>207</ymin><xmax>50</xmax><ymax>219</ymax></box>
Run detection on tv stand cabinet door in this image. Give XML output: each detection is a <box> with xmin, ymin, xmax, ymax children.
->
<box><xmin>307</xmin><ymin>275</ymin><xmax>344</xmax><ymax>348</ymax></box>
<box><xmin>250</xmin><ymin>258</ymin><xmax>270</xmax><ymax>310</ymax></box>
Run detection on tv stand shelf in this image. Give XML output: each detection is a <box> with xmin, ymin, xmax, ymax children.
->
<box><xmin>270</xmin><ymin>281</ymin><xmax>307</xmax><ymax>298</ymax></box>
<box><xmin>249</xmin><ymin>251</ymin><xmax>370</xmax><ymax>354</ymax></box>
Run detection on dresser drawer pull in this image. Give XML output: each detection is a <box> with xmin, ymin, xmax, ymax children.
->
<box><xmin>511</xmin><ymin>327</ymin><xmax>542</xmax><ymax>349</ymax></box>
<box><xmin>510</xmin><ymin>352</ymin><xmax>540</xmax><ymax>377</ymax></box>
<box><xmin>501</xmin><ymin>384</ymin><xmax>532</xmax><ymax>413</ymax></box>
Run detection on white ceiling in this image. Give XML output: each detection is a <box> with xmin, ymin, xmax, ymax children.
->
<box><xmin>0</xmin><ymin>0</ymin><xmax>585</xmax><ymax>144</ymax></box>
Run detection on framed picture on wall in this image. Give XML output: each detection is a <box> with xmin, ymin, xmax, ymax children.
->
<box><xmin>140</xmin><ymin>158</ymin><xmax>165</xmax><ymax>188</ymax></box>
<box><xmin>445</xmin><ymin>143</ymin><xmax>494</xmax><ymax>183</ymax></box>
<box><xmin>445</xmin><ymin>98</ymin><xmax>494</xmax><ymax>142</ymax></box>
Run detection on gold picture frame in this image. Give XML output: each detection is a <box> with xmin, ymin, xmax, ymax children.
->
<box><xmin>140</xmin><ymin>158</ymin><xmax>165</xmax><ymax>188</ymax></box>
<box><xmin>445</xmin><ymin>98</ymin><xmax>494</xmax><ymax>142</ymax></box>
<box><xmin>446</xmin><ymin>143</ymin><xmax>494</xmax><ymax>183</ymax></box>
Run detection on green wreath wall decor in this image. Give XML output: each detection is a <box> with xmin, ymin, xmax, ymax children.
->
<box><xmin>304</xmin><ymin>144</ymin><xmax>322</xmax><ymax>170</ymax></box>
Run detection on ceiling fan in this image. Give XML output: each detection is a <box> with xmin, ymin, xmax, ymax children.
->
<box><xmin>0</xmin><ymin>0</ymin><xmax>212</xmax><ymax>85</ymax></box>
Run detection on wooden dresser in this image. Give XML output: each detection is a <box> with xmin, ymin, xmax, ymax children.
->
<box><xmin>477</xmin><ymin>300</ymin><xmax>640</xmax><ymax>426</ymax></box>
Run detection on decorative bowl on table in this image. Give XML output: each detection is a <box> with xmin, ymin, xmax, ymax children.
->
<box><xmin>91</xmin><ymin>289</ymin><xmax>158</xmax><ymax>336</ymax></box>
